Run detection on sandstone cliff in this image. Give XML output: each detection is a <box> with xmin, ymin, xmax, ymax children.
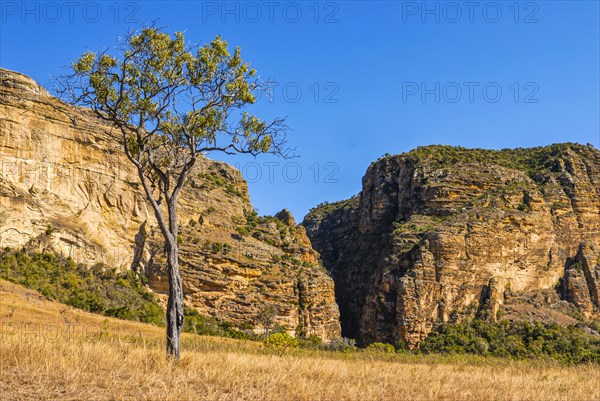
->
<box><xmin>304</xmin><ymin>144</ymin><xmax>600</xmax><ymax>347</ymax></box>
<box><xmin>0</xmin><ymin>68</ymin><xmax>340</xmax><ymax>339</ymax></box>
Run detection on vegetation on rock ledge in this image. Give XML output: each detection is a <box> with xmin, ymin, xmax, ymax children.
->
<box><xmin>401</xmin><ymin>142</ymin><xmax>596</xmax><ymax>177</ymax></box>
<box><xmin>305</xmin><ymin>195</ymin><xmax>360</xmax><ymax>220</ymax></box>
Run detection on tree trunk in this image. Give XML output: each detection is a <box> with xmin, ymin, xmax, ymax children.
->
<box><xmin>165</xmin><ymin>240</ymin><xmax>184</xmax><ymax>359</ymax></box>
<box><xmin>134</xmin><ymin>167</ymin><xmax>187</xmax><ymax>360</ymax></box>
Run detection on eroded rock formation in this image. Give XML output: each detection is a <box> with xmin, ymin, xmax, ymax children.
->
<box><xmin>304</xmin><ymin>145</ymin><xmax>600</xmax><ymax>347</ymax></box>
<box><xmin>0</xmin><ymin>68</ymin><xmax>340</xmax><ymax>339</ymax></box>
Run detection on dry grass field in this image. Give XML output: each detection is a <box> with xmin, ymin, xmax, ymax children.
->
<box><xmin>1</xmin><ymin>279</ymin><xmax>599</xmax><ymax>401</ymax></box>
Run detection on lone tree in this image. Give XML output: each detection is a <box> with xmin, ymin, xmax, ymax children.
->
<box><xmin>57</xmin><ymin>26</ymin><xmax>288</xmax><ymax>359</ymax></box>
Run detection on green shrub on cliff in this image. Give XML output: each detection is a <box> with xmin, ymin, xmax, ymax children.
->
<box><xmin>305</xmin><ymin>195</ymin><xmax>359</xmax><ymax>219</ymax></box>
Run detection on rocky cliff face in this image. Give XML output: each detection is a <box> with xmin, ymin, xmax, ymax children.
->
<box><xmin>304</xmin><ymin>145</ymin><xmax>600</xmax><ymax>347</ymax></box>
<box><xmin>0</xmin><ymin>68</ymin><xmax>340</xmax><ymax>339</ymax></box>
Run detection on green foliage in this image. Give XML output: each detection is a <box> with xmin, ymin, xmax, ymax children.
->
<box><xmin>244</xmin><ymin>209</ymin><xmax>283</xmax><ymax>227</ymax></box>
<box><xmin>366</xmin><ymin>342</ymin><xmax>396</xmax><ymax>354</ymax></box>
<box><xmin>569</xmin><ymin>262</ymin><xmax>584</xmax><ymax>272</ymax></box>
<box><xmin>45</xmin><ymin>225</ymin><xmax>56</xmax><ymax>236</ymax></box>
<box><xmin>198</xmin><ymin>171</ymin><xmax>243</xmax><ymax>197</ymax></box>
<box><xmin>263</xmin><ymin>332</ymin><xmax>299</xmax><ymax>355</ymax></box>
<box><xmin>233</xmin><ymin>209</ymin><xmax>295</xmax><ymax>251</ymax></box>
<box><xmin>235</xmin><ymin>225</ymin><xmax>250</xmax><ymax>236</ymax></box>
<box><xmin>182</xmin><ymin>309</ymin><xmax>248</xmax><ymax>339</ymax></box>
<box><xmin>200</xmin><ymin>240</ymin><xmax>233</xmax><ymax>255</ymax></box>
<box><xmin>405</xmin><ymin>143</ymin><xmax>591</xmax><ymax>178</ymax></box>
<box><xmin>393</xmin><ymin>220</ymin><xmax>438</xmax><ymax>235</ymax></box>
<box><xmin>587</xmin><ymin>319</ymin><xmax>600</xmax><ymax>333</ymax></box>
<box><xmin>0</xmin><ymin>249</ymin><xmax>164</xmax><ymax>325</ymax></box>
<box><xmin>306</xmin><ymin>195</ymin><xmax>360</xmax><ymax>219</ymax></box>
<box><xmin>420</xmin><ymin>319</ymin><xmax>600</xmax><ymax>364</ymax></box>
<box><xmin>517</xmin><ymin>201</ymin><xmax>532</xmax><ymax>212</ymax></box>
<box><xmin>65</xmin><ymin>26</ymin><xmax>286</xmax><ymax>163</ymax></box>
<box><xmin>302</xmin><ymin>334</ymin><xmax>323</xmax><ymax>348</ymax></box>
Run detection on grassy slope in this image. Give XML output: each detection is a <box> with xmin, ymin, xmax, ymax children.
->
<box><xmin>2</xmin><ymin>279</ymin><xmax>599</xmax><ymax>401</ymax></box>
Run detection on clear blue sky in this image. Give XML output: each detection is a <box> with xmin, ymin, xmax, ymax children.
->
<box><xmin>1</xmin><ymin>1</ymin><xmax>599</xmax><ymax>220</ymax></box>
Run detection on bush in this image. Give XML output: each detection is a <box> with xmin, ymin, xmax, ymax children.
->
<box><xmin>182</xmin><ymin>309</ymin><xmax>249</xmax><ymax>339</ymax></box>
<box><xmin>263</xmin><ymin>332</ymin><xmax>299</xmax><ymax>355</ymax></box>
<box><xmin>297</xmin><ymin>334</ymin><xmax>323</xmax><ymax>349</ymax></box>
<box><xmin>306</xmin><ymin>334</ymin><xmax>323</xmax><ymax>347</ymax></box>
<box><xmin>365</xmin><ymin>342</ymin><xmax>396</xmax><ymax>354</ymax></box>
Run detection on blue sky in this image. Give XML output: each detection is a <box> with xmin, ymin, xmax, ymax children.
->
<box><xmin>1</xmin><ymin>1</ymin><xmax>599</xmax><ymax>220</ymax></box>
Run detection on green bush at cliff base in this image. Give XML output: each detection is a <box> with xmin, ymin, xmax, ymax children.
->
<box><xmin>419</xmin><ymin>319</ymin><xmax>600</xmax><ymax>364</ymax></box>
<box><xmin>0</xmin><ymin>249</ymin><xmax>164</xmax><ymax>325</ymax></box>
<box><xmin>182</xmin><ymin>308</ymin><xmax>250</xmax><ymax>339</ymax></box>
<box><xmin>300</xmin><ymin>334</ymin><xmax>323</xmax><ymax>348</ymax></box>
<box><xmin>366</xmin><ymin>342</ymin><xmax>397</xmax><ymax>354</ymax></box>
<box><xmin>263</xmin><ymin>332</ymin><xmax>299</xmax><ymax>355</ymax></box>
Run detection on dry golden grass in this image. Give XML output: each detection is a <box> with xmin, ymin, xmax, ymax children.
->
<box><xmin>2</xmin><ymin>279</ymin><xmax>600</xmax><ymax>401</ymax></box>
